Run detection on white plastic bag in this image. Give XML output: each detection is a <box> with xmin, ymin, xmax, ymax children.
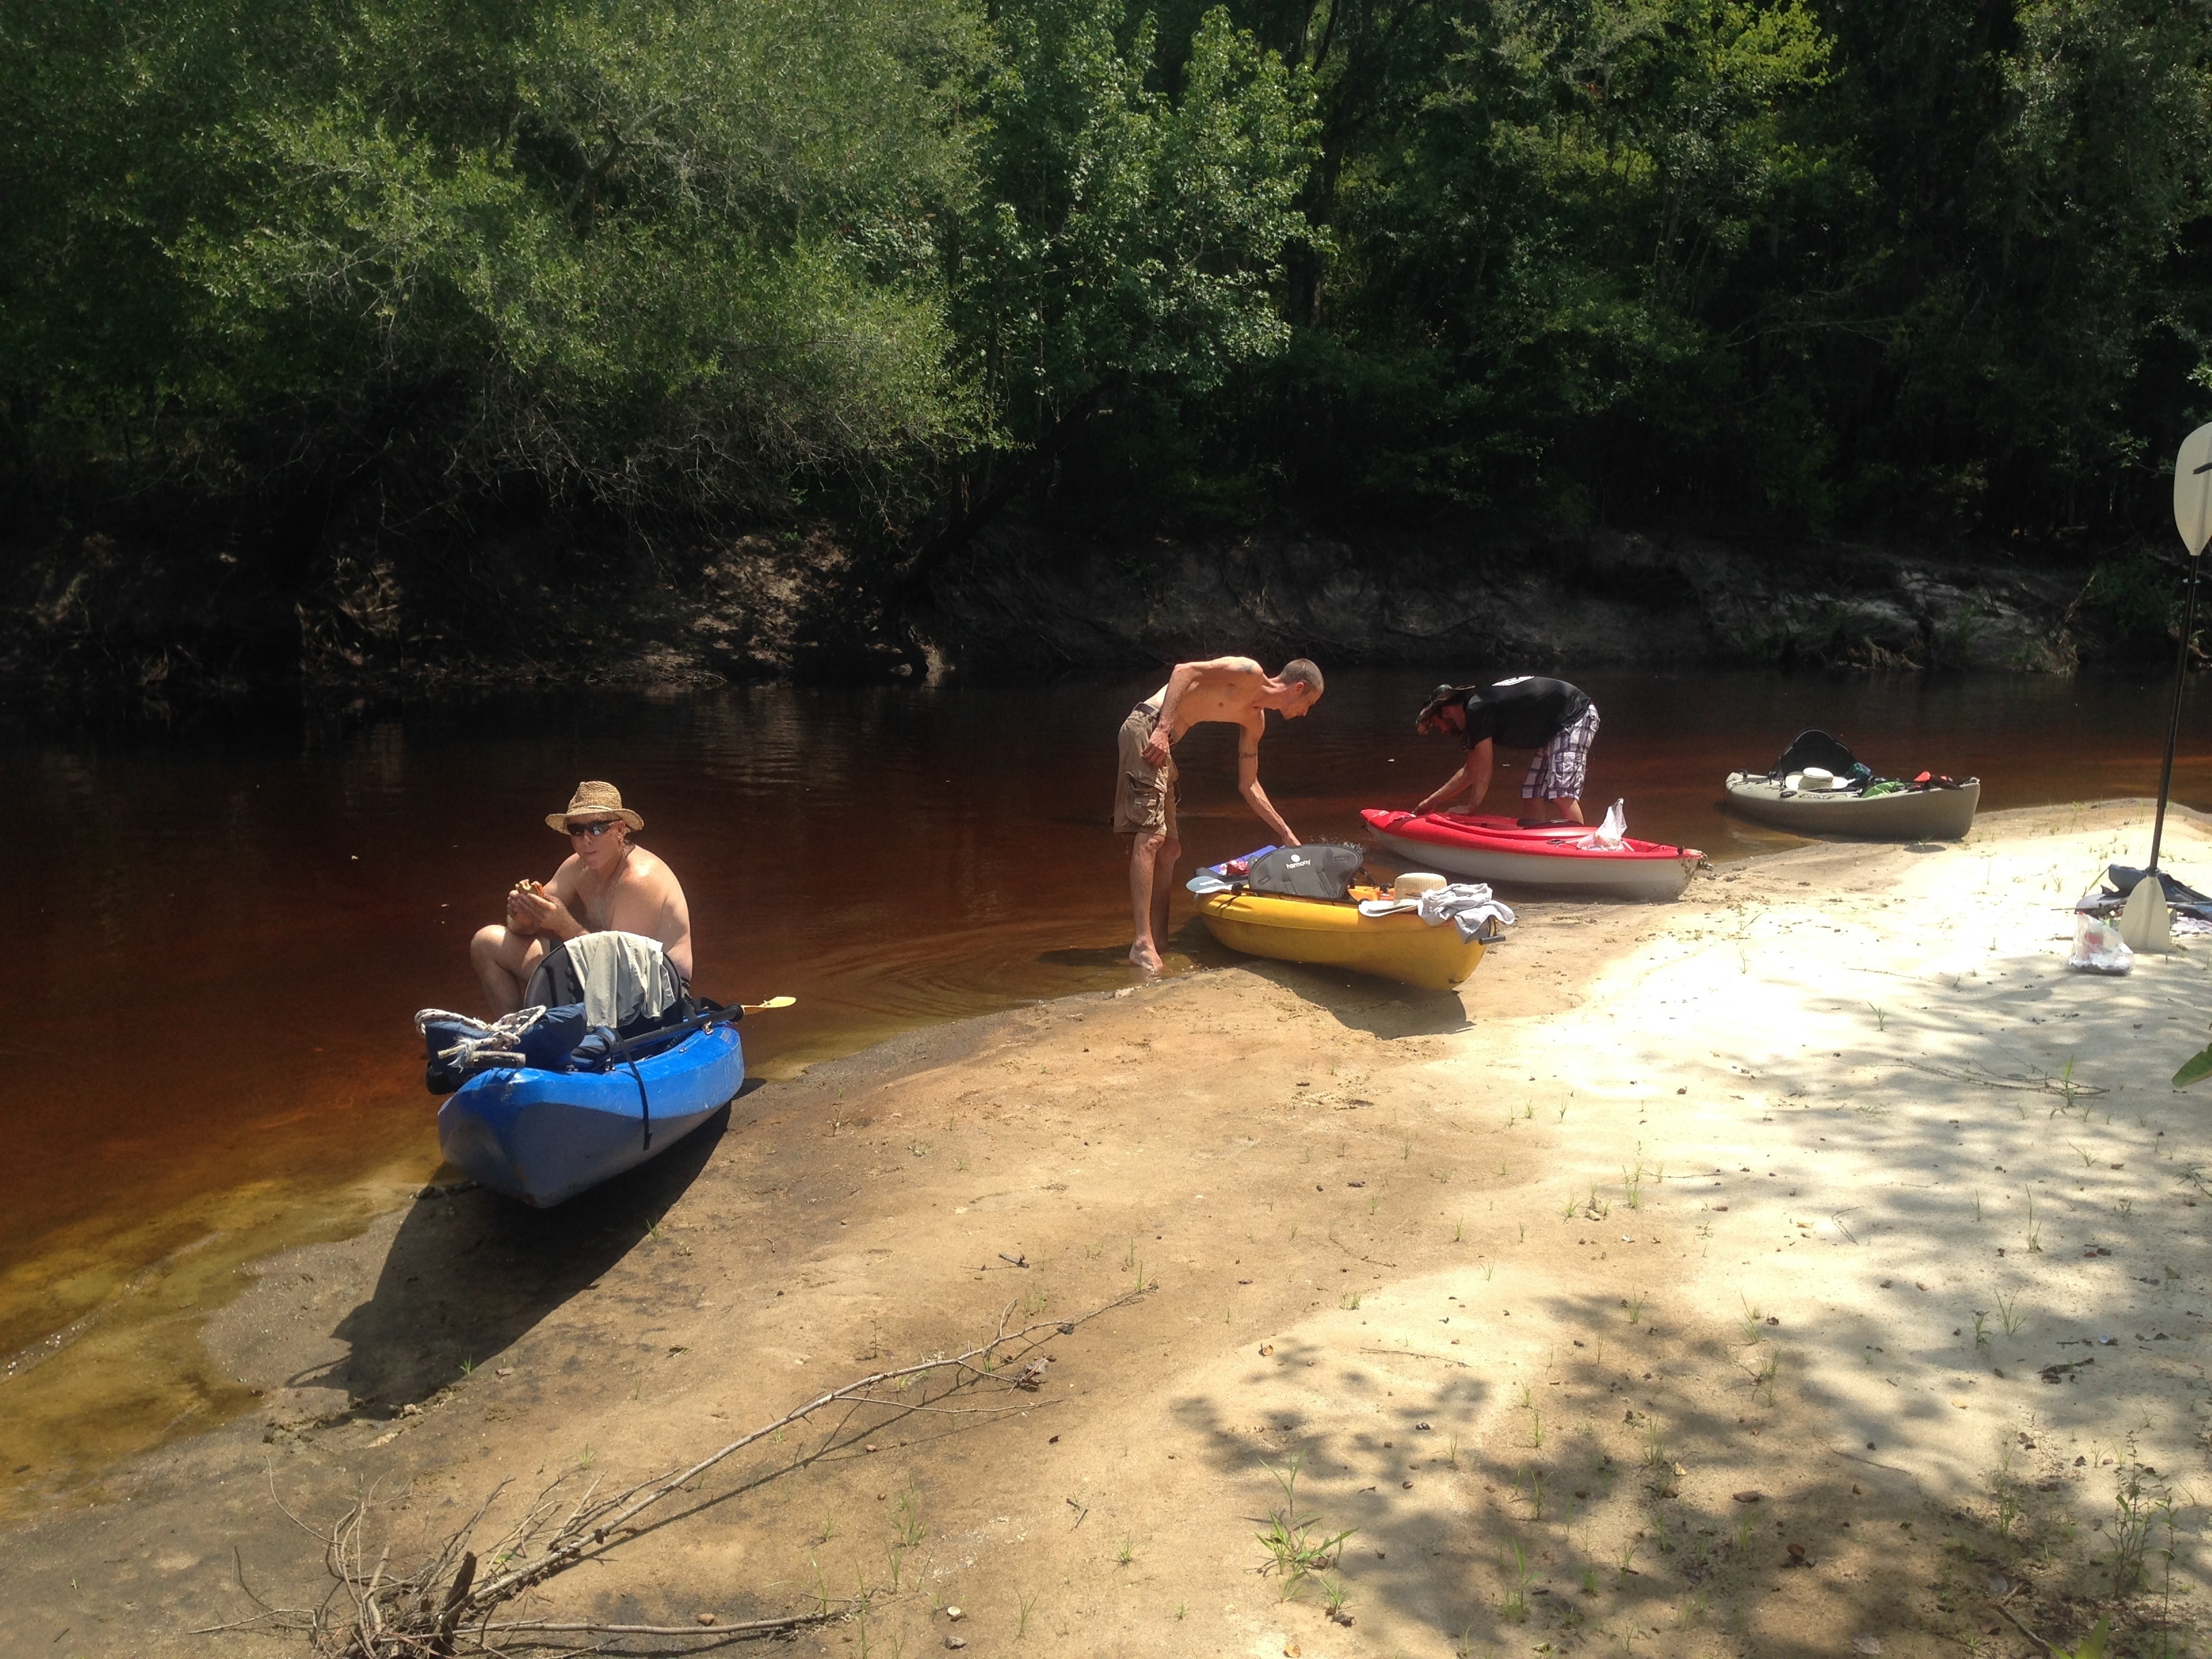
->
<box><xmin>1575</xmin><ymin>799</ymin><xmax>1627</xmax><ymax>851</ymax></box>
<box><xmin>2067</xmin><ymin>912</ymin><xmax>2134</xmax><ymax>975</ymax></box>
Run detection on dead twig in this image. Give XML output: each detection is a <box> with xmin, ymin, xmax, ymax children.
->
<box><xmin>224</xmin><ymin>1290</ymin><xmax>1142</xmax><ymax>1656</ymax></box>
<box><xmin>1994</xmin><ymin>1597</ymin><xmax>2056</xmax><ymax>1654</ymax></box>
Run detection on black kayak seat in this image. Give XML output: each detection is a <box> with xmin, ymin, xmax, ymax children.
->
<box><xmin>1770</xmin><ymin>729</ymin><xmax>1859</xmax><ymax>778</ymax></box>
<box><xmin>525</xmin><ymin>930</ymin><xmax>691</xmax><ymax>1038</ymax></box>
<box><xmin>2107</xmin><ymin>865</ymin><xmax>2212</xmax><ymax>909</ymax></box>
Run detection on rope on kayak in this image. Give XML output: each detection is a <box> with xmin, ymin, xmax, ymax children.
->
<box><xmin>413</xmin><ymin>1005</ymin><xmax>548</xmax><ymax>1071</ymax></box>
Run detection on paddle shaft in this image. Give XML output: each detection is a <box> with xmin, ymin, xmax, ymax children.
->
<box><xmin>2149</xmin><ymin>554</ymin><xmax>2203</xmax><ymax>874</ymax></box>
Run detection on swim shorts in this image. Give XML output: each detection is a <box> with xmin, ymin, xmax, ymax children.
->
<box><xmin>1113</xmin><ymin>703</ymin><xmax>1178</xmax><ymax>837</ymax></box>
<box><xmin>1524</xmin><ymin>702</ymin><xmax>1600</xmax><ymax>802</ymax></box>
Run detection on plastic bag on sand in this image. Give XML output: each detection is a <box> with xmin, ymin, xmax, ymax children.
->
<box><xmin>1575</xmin><ymin>799</ymin><xmax>1627</xmax><ymax>851</ymax></box>
<box><xmin>2068</xmin><ymin>913</ymin><xmax>2133</xmax><ymax>975</ymax></box>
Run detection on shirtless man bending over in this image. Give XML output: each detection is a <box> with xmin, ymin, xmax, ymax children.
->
<box><xmin>470</xmin><ymin>780</ymin><xmax>695</xmax><ymax>1015</ymax></box>
<box><xmin>1114</xmin><ymin>657</ymin><xmax>1323</xmax><ymax>973</ymax></box>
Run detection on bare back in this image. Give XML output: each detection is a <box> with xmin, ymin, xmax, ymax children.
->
<box><xmin>1141</xmin><ymin>657</ymin><xmax>1271</xmax><ymax>743</ymax></box>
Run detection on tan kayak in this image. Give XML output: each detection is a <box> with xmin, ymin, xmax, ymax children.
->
<box><xmin>1723</xmin><ymin>773</ymin><xmax>1980</xmax><ymax>840</ymax></box>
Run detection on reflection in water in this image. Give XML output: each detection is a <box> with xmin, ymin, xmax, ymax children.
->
<box><xmin>0</xmin><ymin>666</ymin><xmax>2204</xmax><ymax>1498</ymax></box>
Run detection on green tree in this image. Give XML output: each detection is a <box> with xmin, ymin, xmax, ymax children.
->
<box><xmin>901</xmin><ymin>0</ymin><xmax>1314</xmax><ymax>579</ymax></box>
<box><xmin>1</xmin><ymin>0</ymin><xmax>985</xmax><ymax>533</ymax></box>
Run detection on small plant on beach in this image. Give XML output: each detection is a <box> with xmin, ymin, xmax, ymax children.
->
<box><xmin>1616</xmin><ymin>1537</ymin><xmax>1639</xmax><ymax>1584</ymax></box>
<box><xmin>1643</xmin><ymin>1422</ymin><xmax>1667</xmax><ymax>1468</ymax></box>
<box><xmin>1755</xmin><ymin>1350</ymin><xmax>1780</xmax><ymax>1405</ymax></box>
<box><xmin>1623</xmin><ymin>1163</ymin><xmax>1644</xmax><ymax>1208</ymax></box>
<box><xmin>1975</xmin><ymin>1192</ymin><xmax>1984</xmax><ymax>1221</ymax></box>
<box><xmin>1997</xmin><ymin>1290</ymin><xmax>2025</xmax><ymax>1339</ymax></box>
<box><xmin>2026</xmin><ymin>1191</ymin><xmax>2043</xmax><ymax>1253</ymax></box>
<box><xmin>1321</xmin><ymin>1573</ymin><xmax>1352</xmax><ymax>1620</ymax></box>
<box><xmin>1739</xmin><ymin>1296</ymin><xmax>1765</xmax><ymax>1345</ymax></box>
<box><xmin>817</xmin><ymin>1513</ymin><xmax>838</xmax><ymax>1544</ymax></box>
<box><xmin>1626</xmin><ymin>1292</ymin><xmax>1645</xmax><ymax>1324</ymax></box>
<box><xmin>1017</xmin><ymin>1590</ymin><xmax>1036</xmax><ymax>1637</ymax></box>
<box><xmin>1513</xmin><ymin>1464</ymin><xmax>1549</xmax><ymax>1519</ymax></box>
<box><xmin>1972</xmin><ymin>1311</ymin><xmax>1991</xmax><ymax>1349</ymax></box>
<box><xmin>1255</xmin><ymin>1454</ymin><xmax>1355</xmax><ymax>1599</ymax></box>
<box><xmin>1341</xmin><ymin>1290</ymin><xmax>1363</xmax><ymax>1311</ymax></box>
<box><xmin>1481</xmin><ymin>1256</ymin><xmax>1494</xmax><ymax>1281</ymax></box>
<box><xmin>1869</xmin><ymin>1003</ymin><xmax>1886</xmax><ymax>1032</ymax></box>
<box><xmin>1500</xmin><ymin>1538</ymin><xmax>1534</xmax><ymax>1621</ymax></box>
<box><xmin>1734</xmin><ymin>1515</ymin><xmax>1755</xmax><ymax>1554</ymax></box>
<box><xmin>1562</xmin><ymin>1191</ymin><xmax>1580</xmax><ymax>1219</ymax></box>
<box><xmin>1530</xmin><ymin>1406</ymin><xmax>1544</xmax><ymax>1449</ymax></box>
<box><xmin>1117</xmin><ymin>1532</ymin><xmax>1136</xmax><ymax>1566</ymax></box>
<box><xmin>1581</xmin><ymin>1566</ymin><xmax>1600</xmax><ymax>1596</ymax></box>
<box><xmin>893</xmin><ymin>1489</ymin><xmax>925</xmax><ymax>1549</ymax></box>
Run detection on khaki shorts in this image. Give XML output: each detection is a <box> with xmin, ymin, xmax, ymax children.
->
<box><xmin>1113</xmin><ymin>704</ymin><xmax>1178</xmax><ymax>838</ymax></box>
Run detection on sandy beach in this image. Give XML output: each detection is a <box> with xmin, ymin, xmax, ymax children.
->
<box><xmin>5</xmin><ymin>800</ymin><xmax>2211</xmax><ymax>1659</ymax></box>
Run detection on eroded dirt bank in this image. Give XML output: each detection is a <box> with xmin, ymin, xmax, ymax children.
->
<box><xmin>5</xmin><ymin>804</ymin><xmax>2211</xmax><ymax>1659</ymax></box>
<box><xmin>3</xmin><ymin>519</ymin><xmax>2095</xmax><ymax>700</ymax></box>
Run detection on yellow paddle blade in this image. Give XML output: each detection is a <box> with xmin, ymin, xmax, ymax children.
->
<box><xmin>743</xmin><ymin>995</ymin><xmax>797</xmax><ymax>1011</ymax></box>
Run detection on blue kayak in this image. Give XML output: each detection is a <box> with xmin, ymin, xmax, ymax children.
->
<box><xmin>436</xmin><ymin>1021</ymin><xmax>744</xmax><ymax>1207</ymax></box>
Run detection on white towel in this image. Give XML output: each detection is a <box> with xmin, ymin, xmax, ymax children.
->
<box><xmin>1360</xmin><ymin>882</ymin><xmax>1517</xmax><ymax>943</ymax></box>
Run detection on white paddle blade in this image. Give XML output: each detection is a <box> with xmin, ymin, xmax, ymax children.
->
<box><xmin>2175</xmin><ymin>422</ymin><xmax>2212</xmax><ymax>557</ymax></box>
<box><xmin>2118</xmin><ymin>877</ymin><xmax>2173</xmax><ymax>954</ymax></box>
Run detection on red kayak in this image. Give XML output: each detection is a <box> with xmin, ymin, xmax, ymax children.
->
<box><xmin>1361</xmin><ymin>809</ymin><xmax>1704</xmax><ymax>901</ymax></box>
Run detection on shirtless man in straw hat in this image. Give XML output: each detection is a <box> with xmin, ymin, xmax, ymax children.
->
<box><xmin>470</xmin><ymin>781</ymin><xmax>695</xmax><ymax>1015</ymax></box>
<box><xmin>1115</xmin><ymin>657</ymin><xmax>1323</xmax><ymax>974</ymax></box>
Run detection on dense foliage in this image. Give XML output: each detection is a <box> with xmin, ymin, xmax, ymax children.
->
<box><xmin>2</xmin><ymin>0</ymin><xmax>2207</xmax><ymax>557</ymax></box>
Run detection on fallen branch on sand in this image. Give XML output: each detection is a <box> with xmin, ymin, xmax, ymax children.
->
<box><xmin>196</xmin><ymin>1290</ymin><xmax>1143</xmax><ymax>1655</ymax></box>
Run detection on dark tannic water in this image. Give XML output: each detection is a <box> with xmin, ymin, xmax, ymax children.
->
<box><xmin>1</xmin><ymin>666</ymin><xmax>2208</xmax><ymax>1499</ymax></box>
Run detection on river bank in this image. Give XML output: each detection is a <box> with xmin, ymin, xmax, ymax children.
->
<box><xmin>5</xmin><ymin>800</ymin><xmax>2210</xmax><ymax>1658</ymax></box>
<box><xmin>1</xmin><ymin>518</ymin><xmax>2125</xmax><ymax>701</ymax></box>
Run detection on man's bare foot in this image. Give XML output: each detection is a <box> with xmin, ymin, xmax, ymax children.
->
<box><xmin>1128</xmin><ymin>943</ymin><xmax>1163</xmax><ymax>975</ymax></box>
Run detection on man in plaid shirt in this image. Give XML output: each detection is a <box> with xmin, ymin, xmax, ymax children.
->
<box><xmin>1412</xmin><ymin>677</ymin><xmax>1599</xmax><ymax>824</ymax></box>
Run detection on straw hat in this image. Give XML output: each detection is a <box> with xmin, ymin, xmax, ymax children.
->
<box><xmin>546</xmin><ymin>780</ymin><xmax>644</xmax><ymax>832</ymax></box>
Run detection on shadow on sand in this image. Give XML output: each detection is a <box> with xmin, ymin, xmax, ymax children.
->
<box><xmin>321</xmin><ymin>1103</ymin><xmax>736</xmax><ymax>1408</ymax></box>
<box><xmin>1162</xmin><ymin>917</ymin><xmax>1472</xmax><ymax>1039</ymax></box>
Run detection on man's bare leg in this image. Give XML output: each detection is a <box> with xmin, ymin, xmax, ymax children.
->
<box><xmin>1547</xmin><ymin>796</ymin><xmax>1586</xmax><ymax>824</ymax></box>
<box><xmin>1127</xmin><ymin>831</ymin><xmax>1181</xmax><ymax>973</ymax></box>
<box><xmin>1149</xmin><ymin>834</ymin><xmax>1181</xmax><ymax>961</ymax></box>
<box><xmin>470</xmin><ymin>925</ymin><xmax>546</xmax><ymax>1015</ymax></box>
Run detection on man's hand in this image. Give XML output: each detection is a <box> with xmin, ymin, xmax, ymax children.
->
<box><xmin>1140</xmin><ymin>724</ymin><xmax>1172</xmax><ymax>769</ymax></box>
<box><xmin>508</xmin><ymin>883</ymin><xmax>579</xmax><ymax>939</ymax></box>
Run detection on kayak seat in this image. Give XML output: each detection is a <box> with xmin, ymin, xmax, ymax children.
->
<box><xmin>525</xmin><ymin>930</ymin><xmax>691</xmax><ymax>1039</ymax></box>
<box><xmin>1770</xmin><ymin>729</ymin><xmax>1858</xmax><ymax>779</ymax></box>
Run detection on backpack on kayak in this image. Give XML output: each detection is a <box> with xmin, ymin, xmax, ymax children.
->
<box><xmin>1246</xmin><ymin>843</ymin><xmax>1365</xmax><ymax>899</ymax></box>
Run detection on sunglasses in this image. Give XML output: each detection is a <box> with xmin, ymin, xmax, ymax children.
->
<box><xmin>567</xmin><ymin>819</ymin><xmax>623</xmax><ymax>839</ymax></box>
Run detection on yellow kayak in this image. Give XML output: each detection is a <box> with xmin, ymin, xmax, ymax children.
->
<box><xmin>1197</xmin><ymin>891</ymin><xmax>1485</xmax><ymax>990</ymax></box>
